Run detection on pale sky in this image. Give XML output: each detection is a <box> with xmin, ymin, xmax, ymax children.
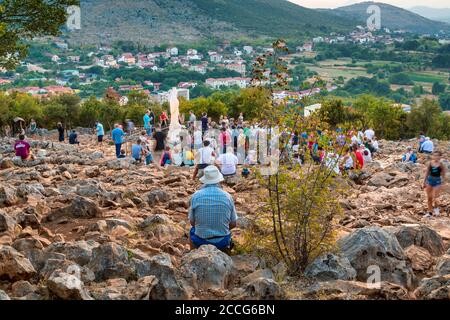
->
<box><xmin>288</xmin><ymin>0</ymin><xmax>450</xmax><ymax>9</ymax></box>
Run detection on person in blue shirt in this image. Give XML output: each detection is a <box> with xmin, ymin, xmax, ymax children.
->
<box><xmin>95</xmin><ymin>121</ymin><xmax>104</xmax><ymax>144</ymax></box>
<box><xmin>69</xmin><ymin>130</ymin><xmax>79</xmax><ymax>145</ymax></box>
<box><xmin>111</xmin><ymin>124</ymin><xmax>125</xmax><ymax>158</ymax></box>
<box><xmin>188</xmin><ymin>165</ymin><xmax>238</xmax><ymax>252</ymax></box>
<box><xmin>402</xmin><ymin>146</ymin><xmax>417</xmax><ymax>163</ymax></box>
<box><xmin>143</xmin><ymin>110</ymin><xmax>152</xmax><ymax>136</ymax></box>
<box><xmin>131</xmin><ymin>139</ymin><xmax>143</xmax><ymax>162</ymax></box>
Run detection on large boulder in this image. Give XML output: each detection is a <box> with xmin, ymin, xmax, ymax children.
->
<box><xmin>414</xmin><ymin>275</ymin><xmax>450</xmax><ymax>299</ymax></box>
<box><xmin>404</xmin><ymin>246</ymin><xmax>434</xmax><ymax>272</ymax></box>
<box><xmin>47</xmin><ymin>269</ymin><xmax>93</xmax><ymax>300</ymax></box>
<box><xmin>435</xmin><ymin>255</ymin><xmax>450</xmax><ymax>276</ymax></box>
<box><xmin>45</xmin><ymin>196</ymin><xmax>101</xmax><ymax>222</ymax></box>
<box><xmin>145</xmin><ymin>190</ymin><xmax>169</xmax><ymax>206</ymax></box>
<box><xmin>367</xmin><ymin>172</ymin><xmax>408</xmax><ymax>188</ymax></box>
<box><xmin>0</xmin><ymin>289</ymin><xmax>10</xmax><ymax>300</ymax></box>
<box><xmin>338</xmin><ymin>227</ymin><xmax>414</xmax><ymax>288</ymax></box>
<box><xmin>388</xmin><ymin>224</ymin><xmax>445</xmax><ymax>256</ymax></box>
<box><xmin>0</xmin><ymin>245</ymin><xmax>36</xmax><ymax>280</ymax></box>
<box><xmin>132</xmin><ymin>253</ymin><xmax>188</xmax><ymax>300</ymax></box>
<box><xmin>75</xmin><ymin>183</ymin><xmax>105</xmax><ymax>198</ymax></box>
<box><xmin>87</xmin><ymin>242</ymin><xmax>135</xmax><ymax>281</ymax></box>
<box><xmin>0</xmin><ymin>186</ymin><xmax>18</xmax><ymax>208</ymax></box>
<box><xmin>180</xmin><ymin>245</ymin><xmax>234</xmax><ymax>291</ymax></box>
<box><xmin>0</xmin><ymin>210</ymin><xmax>17</xmax><ymax>234</ymax></box>
<box><xmin>305</xmin><ymin>253</ymin><xmax>357</xmax><ymax>281</ymax></box>
<box><xmin>139</xmin><ymin>214</ymin><xmax>184</xmax><ymax>242</ymax></box>
<box><xmin>16</xmin><ymin>183</ymin><xmax>45</xmax><ymax>198</ymax></box>
<box><xmin>46</xmin><ymin>241</ymin><xmax>99</xmax><ymax>266</ymax></box>
<box><xmin>242</xmin><ymin>278</ymin><xmax>284</xmax><ymax>300</ymax></box>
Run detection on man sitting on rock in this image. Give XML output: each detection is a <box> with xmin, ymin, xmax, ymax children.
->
<box><xmin>188</xmin><ymin>165</ymin><xmax>238</xmax><ymax>253</ymax></box>
<box><xmin>14</xmin><ymin>134</ymin><xmax>33</xmax><ymax>160</ymax></box>
<box><xmin>69</xmin><ymin>130</ymin><xmax>80</xmax><ymax>145</ymax></box>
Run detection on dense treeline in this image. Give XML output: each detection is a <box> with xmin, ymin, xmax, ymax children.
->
<box><xmin>318</xmin><ymin>95</ymin><xmax>450</xmax><ymax>140</ymax></box>
<box><xmin>0</xmin><ymin>89</ymin><xmax>448</xmax><ymax>140</ymax></box>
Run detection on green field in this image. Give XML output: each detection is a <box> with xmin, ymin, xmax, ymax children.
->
<box><xmin>404</xmin><ymin>72</ymin><xmax>449</xmax><ymax>84</ymax></box>
<box><xmin>305</xmin><ymin>59</ymin><xmax>370</xmax><ymax>82</ymax></box>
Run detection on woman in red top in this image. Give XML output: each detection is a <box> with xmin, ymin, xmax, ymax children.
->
<box><xmin>160</xmin><ymin>112</ymin><xmax>168</xmax><ymax>127</ymax></box>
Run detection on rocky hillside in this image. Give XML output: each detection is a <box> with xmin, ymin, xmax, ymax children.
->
<box><xmin>326</xmin><ymin>1</ymin><xmax>450</xmax><ymax>34</ymax></box>
<box><xmin>0</xmin><ymin>133</ymin><xmax>449</xmax><ymax>300</ymax></box>
<box><xmin>66</xmin><ymin>0</ymin><xmax>354</xmax><ymax>45</ymax></box>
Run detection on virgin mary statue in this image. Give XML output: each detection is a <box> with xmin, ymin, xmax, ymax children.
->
<box><xmin>168</xmin><ymin>87</ymin><xmax>182</xmax><ymax>144</ymax></box>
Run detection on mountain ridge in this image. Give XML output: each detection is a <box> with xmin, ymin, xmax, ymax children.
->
<box><xmin>325</xmin><ymin>1</ymin><xmax>450</xmax><ymax>34</ymax></box>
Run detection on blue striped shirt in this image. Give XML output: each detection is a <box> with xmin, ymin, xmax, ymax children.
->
<box><xmin>188</xmin><ymin>184</ymin><xmax>237</xmax><ymax>242</ymax></box>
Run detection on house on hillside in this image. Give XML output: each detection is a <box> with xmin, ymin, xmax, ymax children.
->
<box><xmin>243</xmin><ymin>46</ymin><xmax>253</xmax><ymax>54</ymax></box>
<box><xmin>210</xmin><ymin>53</ymin><xmax>223</xmax><ymax>63</ymax></box>
<box><xmin>189</xmin><ymin>64</ymin><xmax>207</xmax><ymax>74</ymax></box>
<box><xmin>166</xmin><ymin>47</ymin><xmax>179</xmax><ymax>56</ymax></box>
<box><xmin>43</xmin><ymin>86</ymin><xmax>75</xmax><ymax>96</ymax></box>
<box><xmin>178</xmin><ymin>82</ymin><xmax>197</xmax><ymax>89</ymax></box>
<box><xmin>225</xmin><ymin>63</ymin><xmax>246</xmax><ymax>76</ymax></box>
<box><xmin>67</xmin><ymin>56</ymin><xmax>80</xmax><ymax>63</ymax></box>
<box><xmin>118</xmin><ymin>53</ymin><xmax>136</xmax><ymax>65</ymax></box>
<box><xmin>296</xmin><ymin>42</ymin><xmax>313</xmax><ymax>52</ymax></box>
<box><xmin>205</xmin><ymin>77</ymin><xmax>251</xmax><ymax>89</ymax></box>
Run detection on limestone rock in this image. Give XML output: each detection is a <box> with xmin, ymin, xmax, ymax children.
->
<box><xmin>0</xmin><ymin>289</ymin><xmax>10</xmax><ymax>300</ymax></box>
<box><xmin>388</xmin><ymin>224</ymin><xmax>445</xmax><ymax>256</ymax></box>
<box><xmin>0</xmin><ymin>210</ymin><xmax>17</xmax><ymax>234</ymax></box>
<box><xmin>305</xmin><ymin>253</ymin><xmax>357</xmax><ymax>281</ymax></box>
<box><xmin>414</xmin><ymin>275</ymin><xmax>450</xmax><ymax>299</ymax></box>
<box><xmin>87</xmin><ymin>242</ymin><xmax>135</xmax><ymax>281</ymax></box>
<box><xmin>242</xmin><ymin>277</ymin><xmax>284</xmax><ymax>300</ymax></box>
<box><xmin>45</xmin><ymin>196</ymin><xmax>101</xmax><ymax>221</ymax></box>
<box><xmin>47</xmin><ymin>269</ymin><xmax>93</xmax><ymax>300</ymax></box>
<box><xmin>46</xmin><ymin>241</ymin><xmax>99</xmax><ymax>266</ymax></box>
<box><xmin>0</xmin><ymin>186</ymin><xmax>18</xmax><ymax>207</ymax></box>
<box><xmin>404</xmin><ymin>245</ymin><xmax>433</xmax><ymax>271</ymax></box>
<box><xmin>435</xmin><ymin>255</ymin><xmax>450</xmax><ymax>276</ymax></box>
<box><xmin>181</xmin><ymin>245</ymin><xmax>234</xmax><ymax>291</ymax></box>
<box><xmin>338</xmin><ymin>227</ymin><xmax>414</xmax><ymax>288</ymax></box>
<box><xmin>0</xmin><ymin>245</ymin><xmax>36</xmax><ymax>280</ymax></box>
<box><xmin>132</xmin><ymin>253</ymin><xmax>188</xmax><ymax>300</ymax></box>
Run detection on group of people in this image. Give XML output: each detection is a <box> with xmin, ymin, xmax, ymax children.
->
<box><xmin>8</xmin><ymin>110</ymin><xmax>448</xmax><ymax>254</ymax></box>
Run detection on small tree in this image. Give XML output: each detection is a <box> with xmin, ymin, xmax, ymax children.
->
<box><xmin>243</xmin><ymin>40</ymin><xmax>347</xmax><ymax>274</ymax></box>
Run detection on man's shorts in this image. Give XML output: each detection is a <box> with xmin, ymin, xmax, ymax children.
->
<box><xmin>145</xmin><ymin>128</ymin><xmax>152</xmax><ymax>136</ymax></box>
<box><xmin>189</xmin><ymin>227</ymin><xmax>231</xmax><ymax>250</ymax></box>
<box><xmin>98</xmin><ymin>135</ymin><xmax>104</xmax><ymax>142</ymax></box>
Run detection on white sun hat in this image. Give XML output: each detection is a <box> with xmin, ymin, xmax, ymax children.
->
<box><xmin>200</xmin><ymin>165</ymin><xmax>224</xmax><ymax>185</ymax></box>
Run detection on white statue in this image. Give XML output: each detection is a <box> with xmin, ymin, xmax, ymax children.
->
<box><xmin>168</xmin><ymin>87</ymin><xmax>182</xmax><ymax>146</ymax></box>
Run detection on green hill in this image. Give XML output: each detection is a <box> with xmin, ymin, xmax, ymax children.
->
<box><xmin>66</xmin><ymin>0</ymin><xmax>354</xmax><ymax>45</ymax></box>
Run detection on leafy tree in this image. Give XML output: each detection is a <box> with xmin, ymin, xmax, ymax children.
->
<box><xmin>0</xmin><ymin>0</ymin><xmax>78</xmax><ymax>69</ymax></box>
<box><xmin>78</xmin><ymin>96</ymin><xmax>103</xmax><ymax>128</ymax></box>
<box><xmin>318</xmin><ymin>98</ymin><xmax>350</xmax><ymax>128</ymax></box>
<box><xmin>8</xmin><ymin>92</ymin><xmax>43</xmax><ymax>124</ymax></box>
<box><xmin>439</xmin><ymin>92</ymin><xmax>450</xmax><ymax>111</ymax></box>
<box><xmin>432</xmin><ymin>82</ymin><xmax>446</xmax><ymax>95</ymax></box>
<box><xmin>353</xmin><ymin>95</ymin><xmax>405</xmax><ymax>139</ymax></box>
<box><xmin>388</xmin><ymin>73</ymin><xmax>413</xmax><ymax>85</ymax></box>
<box><xmin>406</xmin><ymin>99</ymin><xmax>444</xmax><ymax>137</ymax></box>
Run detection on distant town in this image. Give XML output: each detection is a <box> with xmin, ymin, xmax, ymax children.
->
<box><xmin>1</xmin><ymin>25</ymin><xmax>449</xmax><ymax>109</ymax></box>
